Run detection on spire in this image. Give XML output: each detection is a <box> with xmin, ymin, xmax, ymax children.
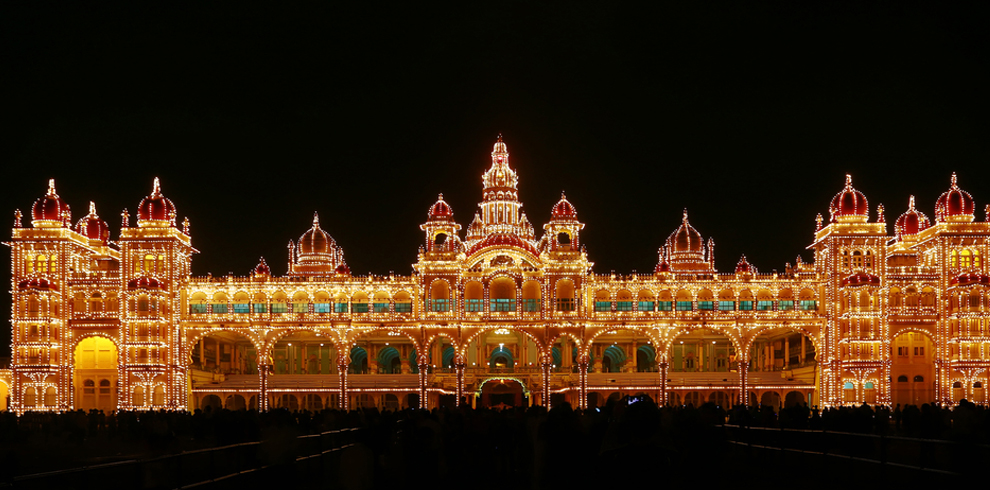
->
<box><xmin>312</xmin><ymin>211</ymin><xmax>320</xmax><ymax>228</ymax></box>
<box><xmin>682</xmin><ymin>208</ymin><xmax>689</xmax><ymax>223</ymax></box>
<box><xmin>951</xmin><ymin>172</ymin><xmax>958</xmax><ymax>188</ymax></box>
<box><xmin>152</xmin><ymin>177</ymin><xmax>162</xmax><ymax>197</ymax></box>
<box><xmin>877</xmin><ymin>203</ymin><xmax>885</xmax><ymax>223</ymax></box>
<box><xmin>47</xmin><ymin>179</ymin><xmax>57</xmax><ymax>197</ymax></box>
<box><xmin>88</xmin><ymin>201</ymin><xmax>97</xmax><ymax>216</ymax></box>
<box><xmin>815</xmin><ymin>213</ymin><xmax>823</xmax><ymax>231</ymax></box>
<box><xmin>908</xmin><ymin>195</ymin><xmax>916</xmax><ymax>210</ymax></box>
<box><xmin>845</xmin><ymin>173</ymin><xmax>852</xmax><ymax>189</ymax></box>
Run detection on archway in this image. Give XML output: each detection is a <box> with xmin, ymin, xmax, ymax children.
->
<box><xmin>890</xmin><ymin>330</ymin><xmax>934</xmax><ymax>406</ymax></box>
<box><xmin>760</xmin><ymin>391</ymin><xmax>782</xmax><ymax>411</ymax></box>
<box><xmin>481</xmin><ymin>379</ymin><xmax>525</xmax><ymax>408</ymax></box>
<box><xmin>749</xmin><ymin>326</ymin><xmax>816</xmax><ymax>374</ymax></box>
<box><xmin>73</xmin><ymin>336</ymin><xmax>118</xmax><ymax>412</ymax></box>
<box><xmin>670</xmin><ymin>328</ymin><xmax>737</xmax><ymax>373</ymax></box>
<box><xmin>590</xmin><ymin>327</ymin><xmax>656</xmax><ymax>374</ymax></box>
<box><xmin>225</xmin><ymin>394</ymin><xmax>247</xmax><ymax>410</ymax></box>
<box><xmin>490</xmin><ymin>345</ymin><xmax>515</xmax><ymax>372</ymax></box>
<box><xmin>270</xmin><ymin>330</ymin><xmax>335</xmax><ymax>375</ymax></box>
<box><xmin>201</xmin><ymin>394</ymin><xmax>222</xmax><ymax>411</ymax></box>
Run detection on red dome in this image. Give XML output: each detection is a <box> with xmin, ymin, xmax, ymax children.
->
<box><xmin>668</xmin><ymin>210</ymin><xmax>703</xmax><ymax>254</ymax></box>
<box><xmin>31</xmin><ymin>179</ymin><xmax>71</xmax><ymax>225</ymax></box>
<box><xmin>335</xmin><ymin>263</ymin><xmax>351</xmax><ymax>275</ymax></box>
<box><xmin>551</xmin><ymin>192</ymin><xmax>578</xmax><ymax>219</ymax></box>
<box><xmin>894</xmin><ymin>196</ymin><xmax>930</xmax><ymax>240</ymax></box>
<box><xmin>17</xmin><ymin>277</ymin><xmax>58</xmax><ymax>291</ymax></box>
<box><xmin>468</xmin><ymin>233</ymin><xmax>538</xmax><ymax>256</ymax></box>
<box><xmin>654</xmin><ymin>260</ymin><xmax>670</xmax><ymax>273</ymax></box>
<box><xmin>935</xmin><ymin>173</ymin><xmax>975</xmax><ymax>222</ymax></box>
<box><xmin>137</xmin><ymin>178</ymin><xmax>176</xmax><ymax>223</ymax></box>
<box><xmin>299</xmin><ymin>212</ymin><xmax>336</xmax><ymax>255</ymax></box>
<box><xmin>75</xmin><ymin>202</ymin><xmax>110</xmax><ymax>243</ymax></box>
<box><xmin>841</xmin><ymin>271</ymin><xmax>881</xmax><ymax>287</ymax></box>
<box><xmin>253</xmin><ymin>257</ymin><xmax>271</xmax><ymax>276</ymax></box>
<box><xmin>735</xmin><ymin>255</ymin><xmax>754</xmax><ymax>274</ymax></box>
<box><xmin>127</xmin><ymin>276</ymin><xmax>165</xmax><ymax>290</ymax></box>
<box><xmin>428</xmin><ymin>194</ymin><xmax>454</xmax><ymax>220</ymax></box>
<box><xmin>829</xmin><ymin>174</ymin><xmax>869</xmax><ymax>222</ymax></box>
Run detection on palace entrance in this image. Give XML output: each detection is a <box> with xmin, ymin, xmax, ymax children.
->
<box><xmin>74</xmin><ymin>336</ymin><xmax>118</xmax><ymax>412</ymax></box>
<box><xmin>480</xmin><ymin>379</ymin><xmax>526</xmax><ymax>408</ymax></box>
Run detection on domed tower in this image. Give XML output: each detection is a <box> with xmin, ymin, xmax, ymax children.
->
<box><xmin>288</xmin><ymin>212</ymin><xmax>347</xmax><ymax>276</ymax></box>
<box><xmin>829</xmin><ymin>174</ymin><xmax>869</xmax><ymax>223</ymax></box>
<box><xmin>136</xmin><ymin>178</ymin><xmax>177</xmax><ymax>227</ymax></box>
<box><xmin>75</xmin><ymin>202</ymin><xmax>111</xmax><ymax>245</ymax></box>
<box><xmin>665</xmin><ymin>210</ymin><xmax>714</xmax><ymax>272</ymax></box>
<box><xmin>31</xmin><ymin>179</ymin><xmax>71</xmax><ymax>228</ymax></box>
<box><xmin>541</xmin><ymin>192</ymin><xmax>585</xmax><ymax>254</ymax></box>
<box><xmin>935</xmin><ymin>173</ymin><xmax>975</xmax><ymax>223</ymax></box>
<box><xmin>465</xmin><ymin>135</ymin><xmax>537</xmax><ymax>251</ymax></box>
<box><xmin>894</xmin><ymin>196</ymin><xmax>930</xmax><ymax>242</ymax></box>
<box><xmin>420</xmin><ymin>194</ymin><xmax>463</xmax><ymax>255</ymax></box>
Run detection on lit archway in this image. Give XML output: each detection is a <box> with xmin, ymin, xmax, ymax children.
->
<box><xmin>73</xmin><ymin>336</ymin><xmax>118</xmax><ymax>412</ymax></box>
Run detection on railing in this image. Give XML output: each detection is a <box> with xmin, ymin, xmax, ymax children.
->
<box><xmin>2</xmin><ymin>428</ymin><xmax>364</xmax><ymax>490</ymax></box>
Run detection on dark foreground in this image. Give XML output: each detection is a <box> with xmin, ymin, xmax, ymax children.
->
<box><xmin>2</xmin><ymin>400</ymin><xmax>986</xmax><ymax>489</ymax></box>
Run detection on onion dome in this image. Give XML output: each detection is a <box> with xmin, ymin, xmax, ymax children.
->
<box><xmin>137</xmin><ymin>177</ymin><xmax>177</xmax><ymax>224</ymax></box>
<box><xmin>841</xmin><ymin>271</ymin><xmax>881</xmax><ymax>287</ymax></box>
<box><xmin>75</xmin><ymin>201</ymin><xmax>110</xmax><ymax>244</ymax></box>
<box><xmin>829</xmin><ymin>174</ymin><xmax>869</xmax><ymax>223</ymax></box>
<box><xmin>894</xmin><ymin>196</ymin><xmax>931</xmax><ymax>240</ymax></box>
<box><xmin>950</xmin><ymin>272</ymin><xmax>990</xmax><ymax>287</ymax></box>
<box><xmin>299</xmin><ymin>212</ymin><xmax>336</xmax><ymax>256</ymax></box>
<box><xmin>127</xmin><ymin>276</ymin><xmax>165</xmax><ymax>290</ymax></box>
<box><xmin>335</xmin><ymin>263</ymin><xmax>351</xmax><ymax>275</ymax></box>
<box><xmin>428</xmin><ymin>194</ymin><xmax>454</xmax><ymax>221</ymax></box>
<box><xmin>467</xmin><ymin>233</ymin><xmax>538</xmax><ymax>256</ymax></box>
<box><xmin>551</xmin><ymin>192</ymin><xmax>578</xmax><ymax>219</ymax></box>
<box><xmin>935</xmin><ymin>173</ymin><xmax>976</xmax><ymax>223</ymax></box>
<box><xmin>735</xmin><ymin>255</ymin><xmax>755</xmax><ymax>274</ymax></box>
<box><xmin>17</xmin><ymin>277</ymin><xmax>58</xmax><ymax>291</ymax></box>
<box><xmin>668</xmin><ymin>209</ymin><xmax>704</xmax><ymax>254</ymax></box>
<box><xmin>31</xmin><ymin>179</ymin><xmax>71</xmax><ymax>227</ymax></box>
<box><xmin>253</xmin><ymin>257</ymin><xmax>271</xmax><ymax>276</ymax></box>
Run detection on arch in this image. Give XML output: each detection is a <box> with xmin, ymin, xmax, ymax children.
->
<box><xmin>708</xmin><ymin>391</ymin><xmax>730</xmax><ymax>407</ymax></box>
<box><xmin>73</xmin><ymin>335</ymin><xmax>119</xmax><ymax>412</ymax></box>
<box><xmin>554</xmin><ymin>278</ymin><xmax>576</xmax><ymax>311</ymax></box>
<box><xmin>377</xmin><ymin>346</ymin><xmax>401</xmax><ymax>374</ymax></box>
<box><xmin>394</xmin><ymin>290</ymin><xmax>412</xmax><ymax>313</ymax></box>
<box><xmin>350</xmin><ymin>326</ymin><xmax>421</xmax><ymax>352</ymax></box>
<box><xmin>760</xmin><ymin>391</ymin><xmax>781</xmax><ymax>410</ymax></box>
<box><xmin>459</xmin><ymin>325</ymin><xmax>545</xmax><ymax>358</ymax></box>
<box><xmin>465</xmin><ymin>281</ymin><xmax>484</xmax><ymax>312</ymax></box>
<box><xmin>489</xmin><ymin>276</ymin><xmax>517</xmax><ymax>314</ymax></box>
<box><xmin>489</xmin><ymin>345</ymin><xmax>515</xmax><ymax>370</ymax></box>
<box><xmin>430</xmin><ymin>279</ymin><xmax>451</xmax><ymax>312</ymax></box>
<box><xmin>636</xmin><ymin>344</ymin><xmax>656</xmax><ymax>372</ymax></box>
<box><xmin>683</xmin><ymin>391</ymin><xmax>702</xmax><ymax>407</ymax></box>
<box><xmin>349</xmin><ymin>346</ymin><xmax>369</xmax><ymax>374</ymax></box>
<box><xmin>602</xmin><ymin>345</ymin><xmax>626</xmax><ymax>373</ymax></box>
<box><xmin>521</xmin><ymin>280</ymin><xmax>541</xmax><ymax>312</ymax></box>
<box><xmin>784</xmin><ymin>391</ymin><xmax>805</xmax><ymax>408</ymax></box>
<box><xmin>742</xmin><ymin>323</ymin><xmax>820</xmax><ymax>357</ymax></box>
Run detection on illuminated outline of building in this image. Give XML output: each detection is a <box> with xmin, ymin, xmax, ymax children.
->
<box><xmin>3</xmin><ymin>136</ymin><xmax>989</xmax><ymax>413</ymax></box>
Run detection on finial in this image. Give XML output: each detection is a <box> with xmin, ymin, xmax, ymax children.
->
<box><xmin>951</xmin><ymin>172</ymin><xmax>958</xmax><ymax>188</ymax></box>
<box><xmin>497</xmin><ymin>133</ymin><xmax>503</xmax><ymax>142</ymax></box>
<box><xmin>152</xmin><ymin>177</ymin><xmax>161</xmax><ymax>196</ymax></box>
<box><xmin>561</xmin><ymin>191</ymin><xmax>566</xmax><ymax>200</ymax></box>
<box><xmin>815</xmin><ymin>213</ymin><xmax>823</xmax><ymax>231</ymax></box>
<box><xmin>682</xmin><ymin>208</ymin><xmax>689</xmax><ymax>223</ymax></box>
<box><xmin>438</xmin><ymin>193</ymin><xmax>444</xmax><ymax>201</ymax></box>
<box><xmin>877</xmin><ymin>203</ymin><xmax>885</xmax><ymax>223</ymax></box>
<box><xmin>182</xmin><ymin>216</ymin><xmax>190</xmax><ymax>235</ymax></box>
<box><xmin>845</xmin><ymin>174</ymin><xmax>852</xmax><ymax>188</ymax></box>
<box><xmin>88</xmin><ymin>201</ymin><xmax>97</xmax><ymax>216</ymax></box>
<box><xmin>312</xmin><ymin>211</ymin><xmax>320</xmax><ymax>227</ymax></box>
<box><xmin>985</xmin><ymin>204</ymin><xmax>989</xmax><ymax>222</ymax></box>
<box><xmin>47</xmin><ymin>179</ymin><xmax>57</xmax><ymax>196</ymax></box>
<box><xmin>14</xmin><ymin>209</ymin><xmax>22</xmax><ymax>228</ymax></box>
<box><xmin>909</xmin><ymin>195</ymin><xmax>915</xmax><ymax>210</ymax></box>
<box><xmin>121</xmin><ymin>208</ymin><xmax>130</xmax><ymax>228</ymax></box>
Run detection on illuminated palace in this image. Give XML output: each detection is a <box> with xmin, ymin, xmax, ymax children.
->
<box><xmin>3</xmin><ymin>137</ymin><xmax>990</xmax><ymax>414</ymax></box>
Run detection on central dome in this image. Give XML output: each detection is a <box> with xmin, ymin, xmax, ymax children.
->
<box><xmin>935</xmin><ymin>173</ymin><xmax>975</xmax><ymax>223</ymax></box>
<box><xmin>668</xmin><ymin>209</ymin><xmax>703</xmax><ymax>255</ymax></box>
<box><xmin>299</xmin><ymin>212</ymin><xmax>336</xmax><ymax>256</ymax></box>
<box><xmin>31</xmin><ymin>179</ymin><xmax>71</xmax><ymax>226</ymax></box>
<box><xmin>137</xmin><ymin>177</ymin><xmax>176</xmax><ymax>224</ymax></box>
<box><xmin>829</xmin><ymin>174</ymin><xmax>869</xmax><ymax>223</ymax></box>
<box><xmin>894</xmin><ymin>196</ymin><xmax>930</xmax><ymax>240</ymax></box>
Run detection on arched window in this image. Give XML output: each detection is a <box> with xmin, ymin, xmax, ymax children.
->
<box><xmin>799</xmin><ymin>288</ymin><xmax>817</xmax><ymax>311</ymax></box>
<box><xmin>36</xmin><ymin>255</ymin><xmax>49</xmax><ymax>273</ymax></box>
<box><xmin>89</xmin><ymin>292</ymin><xmax>104</xmax><ymax>313</ymax></box>
<box><xmin>851</xmin><ymin>250</ymin><xmax>863</xmax><ymax>270</ymax></box>
<box><xmin>430</xmin><ymin>280</ymin><xmax>450</xmax><ymax>312</ymax></box>
<box><xmin>717</xmin><ymin>289</ymin><xmax>735</xmax><ymax>311</ymax></box>
<box><xmin>675</xmin><ymin>290</ymin><xmax>692</xmax><ymax>311</ymax></box>
<box><xmin>738</xmin><ymin>289</ymin><xmax>754</xmax><ymax>311</ymax></box>
<box><xmin>696</xmin><ymin>289</ymin><xmax>714</xmax><ymax>311</ymax></box>
<box><xmin>465</xmin><ymin>281</ymin><xmax>484</xmax><ymax>312</ymax></box>
<box><xmin>756</xmin><ymin>290</ymin><xmax>773</xmax><ymax>311</ymax></box>
<box><xmin>490</xmin><ymin>277</ymin><xmax>516</xmax><ymax>312</ymax></box>
<box><xmin>190</xmin><ymin>292</ymin><xmax>208</xmax><ymax>314</ymax></box>
<box><xmin>292</xmin><ymin>291</ymin><xmax>310</xmax><ymax>313</ymax></box>
<box><xmin>271</xmin><ymin>291</ymin><xmax>288</xmax><ymax>313</ymax></box>
<box><xmin>555</xmin><ymin>279</ymin><xmax>575</xmax><ymax>311</ymax></box>
<box><xmin>232</xmin><ymin>292</ymin><xmax>250</xmax><ymax>313</ymax></box>
<box><xmin>373</xmin><ymin>292</ymin><xmax>391</xmax><ymax>313</ymax></box>
<box><xmin>313</xmin><ymin>291</ymin><xmax>331</xmax><ymax>313</ymax></box>
<box><xmin>914</xmin><ymin>375</ymin><xmax>924</xmax><ymax>382</ymax></box>
<box><xmin>143</xmin><ymin>254</ymin><xmax>155</xmax><ymax>273</ymax></box>
<box><xmin>616</xmin><ymin>290</ymin><xmax>633</xmax><ymax>311</ymax></box>
<box><xmin>897</xmin><ymin>375</ymin><xmax>908</xmax><ymax>382</ymax></box>
<box><xmin>521</xmin><ymin>280</ymin><xmax>542</xmax><ymax>312</ymax></box>
<box><xmin>252</xmin><ymin>292</ymin><xmax>268</xmax><ymax>313</ymax></box>
<box><xmin>595</xmin><ymin>290</ymin><xmax>612</xmax><ymax>312</ymax></box>
<box><xmin>657</xmin><ymin>290</ymin><xmax>673</xmax><ymax>311</ymax></box>
<box><xmin>351</xmin><ymin>291</ymin><xmax>369</xmax><ymax>313</ymax></box>
<box><xmin>133</xmin><ymin>385</ymin><xmax>145</xmax><ymax>407</ymax></box>
<box><xmin>778</xmin><ymin>289</ymin><xmax>794</xmax><ymax>311</ymax></box>
<box><xmin>638</xmin><ymin>289</ymin><xmax>656</xmax><ymax>312</ymax></box>
<box><xmin>211</xmin><ymin>292</ymin><xmax>229</xmax><ymax>314</ymax></box>
<box><xmin>394</xmin><ymin>291</ymin><xmax>412</xmax><ymax>313</ymax></box>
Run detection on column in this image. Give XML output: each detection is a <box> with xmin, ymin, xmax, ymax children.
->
<box><xmin>338</xmin><ymin>360</ymin><xmax>349</xmax><ymax>410</ymax></box>
<box><xmin>259</xmin><ymin>362</ymin><xmax>269</xmax><ymax>411</ymax></box>
<box><xmin>455</xmin><ymin>358</ymin><xmax>465</xmax><ymax>407</ymax></box>
<box><xmin>541</xmin><ymin>362</ymin><xmax>552</xmax><ymax>408</ymax></box>
<box><xmin>418</xmin><ymin>363</ymin><xmax>429</xmax><ymax>409</ymax></box>
<box><xmin>578</xmin><ymin>358</ymin><xmax>589</xmax><ymax>409</ymax></box>
<box><xmin>784</xmin><ymin>338</ymin><xmax>790</xmax><ymax>369</ymax></box>
<box><xmin>800</xmin><ymin>336</ymin><xmax>807</xmax><ymax>364</ymax></box>
<box><xmin>658</xmin><ymin>361</ymin><xmax>669</xmax><ymax>406</ymax></box>
<box><xmin>738</xmin><ymin>360</ymin><xmax>750</xmax><ymax>406</ymax></box>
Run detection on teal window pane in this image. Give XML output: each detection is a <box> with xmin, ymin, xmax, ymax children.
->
<box><xmin>272</xmin><ymin>303</ymin><xmax>287</xmax><ymax>313</ymax></box>
<box><xmin>800</xmin><ymin>300</ymin><xmax>817</xmax><ymax>311</ymax></box>
<box><xmin>373</xmin><ymin>302</ymin><xmax>389</xmax><ymax>313</ymax></box>
<box><xmin>334</xmin><ymin>303</ymin><xmax>348</xmax><ymax>313</ymax></box>
<box><xmin>190</xmin><ymin>304</ymin><xmax>207</xmax><ymax>314</ymax></box>
<box><xmin>314</xmin><ymin>303</ymin><xmax>331</xmax><ymax>313</ymax></box>
<box><xmin>658</xmin><ymin>301</ymin><xmax>672</xmax><ymax>311</ymax></box>
<box><xmin>718</xmin><ymin>301</ymin><xmax>735</xmax><ymax>311</ymax></box>
<box><xmin>638</xmin><ymin>301</ymin><xmax>654</xmax><ymax>312</ymax></box>
<box><xmin>698</xmin><ymin>301</ymin><xmax>714</xmax><ymax>310</ymax></box>
<box><xmin>252</xmin><ymin>303</ymin><xmax>267</xmax><ymax>314</ymax></box>
<box><xmin>522</xmin><ymin>298</ymin><xmax>540</xmax><ymax>312</ymax></box>
<box><xmin>757</xmin><ymin>300</ymin><xmax>773</xmax><ymax>311</ymax></box>
<box><xmin>466</xmin><ymin>299</ymin><xmax>484</xmax><ymax>312</ymax></box>
<box><xmin>233</xmin><ymin>303</ymin><xmax>249</xmax><ymax>314</ymax></box>
<box><xmin>616</xmin><ymin>301</ymin><xmax>633</xmax><ymax>311</ymax></box>
<box><xmin>395</xmin><ymin>302</ymin><xmax>412</xmax><ymax>313</ymax></box>
<box><xmin>779</xmin><ymin>300</ymin><xmax>794</xmax><ymax>311</ymax></box>
<box><xmin>292</xmin><ymin>302</ymin><xmax>308</xmax><ymax>313</ymax></box>
<box><xmin>676</xmin><ymin>301</ymin><xmax>692</xmax><ymax>311</ymax></box>
<box><xmin>739</xmin><ymin>301</ymin><xmax>754</xmax><ymax>311</ymax></box>
<box><xmin>432</xmin><ymin>299</ymin><xmax>449</xmax><ymax>312</ymax></box>
<box><xmin>594</xmin><ymin>301</ymin><xmax>612</xmax><ymax>312</ymax></box>
<box><xmin>556</xmin><ymin>298</ymin><xmax>575</xmax><ymax>311</ymax></box>
<box><xmin>353</xmin><ymin>303</ymin><xmax>369</xmax><ymax>313</ymax></box>
<box><xmin>491</xmin><ymin>298</ymin><xmax>516</xmax><ymax>312</ymax></box>
<box><xmin>211</xmin><ymin>303</ymin><xmax>228</xmax><ymax>314</ymax></box>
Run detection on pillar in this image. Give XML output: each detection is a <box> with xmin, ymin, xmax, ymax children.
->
<box><xmin>455</xmin><ymin>359</ymin><xmax>465</xmax><ymax>407</ymax></box>
<box><xmin>418</xmin><ymin>363</ymin><xmax>429</xmax><ymax>409</ymax></box>
<box><xmin>738</xmin><ymin>360</ymin><xmax>750</xmax><ymax>406</ymax></box>
<box><xmin>338</xmin><ymin>360</ymin><xmax>349</xmax><ymax>410</ymax></box>
<box><xmin>259</xmin><ymin>362</ymin><xmax>269</xmax><ymax>411</ymax></box>
<box><xmin>578</xmin><ymin>359</ymin><xmax>589</xmax><ymax>409</ymax></box>
<box><xmin>658</xmin><ymin>361</ymin><xmax>668</xmax><ymax>406</ymax></box>
<box><xmin>541</xmin><ymin>362</ymin><xmax>552</xmax><ymax>408</ymax></box>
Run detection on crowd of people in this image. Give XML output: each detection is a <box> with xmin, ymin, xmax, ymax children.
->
<box><xmin>1</xmin><ymin>398</ymin><xmax>986</xmax><ymax>486</ymax></box>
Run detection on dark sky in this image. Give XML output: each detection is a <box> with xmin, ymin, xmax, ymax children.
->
<box><xmin>2</xmin><ymin>2</ymin><xmax>990</xmax><ymax>353</ymax></box>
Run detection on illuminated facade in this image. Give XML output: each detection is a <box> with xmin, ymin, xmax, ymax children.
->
<box><xmin>5</xmin><ymin>137</ymin><xmax>990</xmax><ymax>413</ymax></box>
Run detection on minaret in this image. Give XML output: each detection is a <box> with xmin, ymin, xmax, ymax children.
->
<box><xmin>477</xmin><ymin>134</ymin><xmax>525</xmax><ymax>237</ymax></box>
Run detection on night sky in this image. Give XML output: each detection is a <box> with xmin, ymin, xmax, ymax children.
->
<box><xmin>2</xmin><ymin>2</ymin><xmax>989</xmax><ymax>354</ymax></box>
